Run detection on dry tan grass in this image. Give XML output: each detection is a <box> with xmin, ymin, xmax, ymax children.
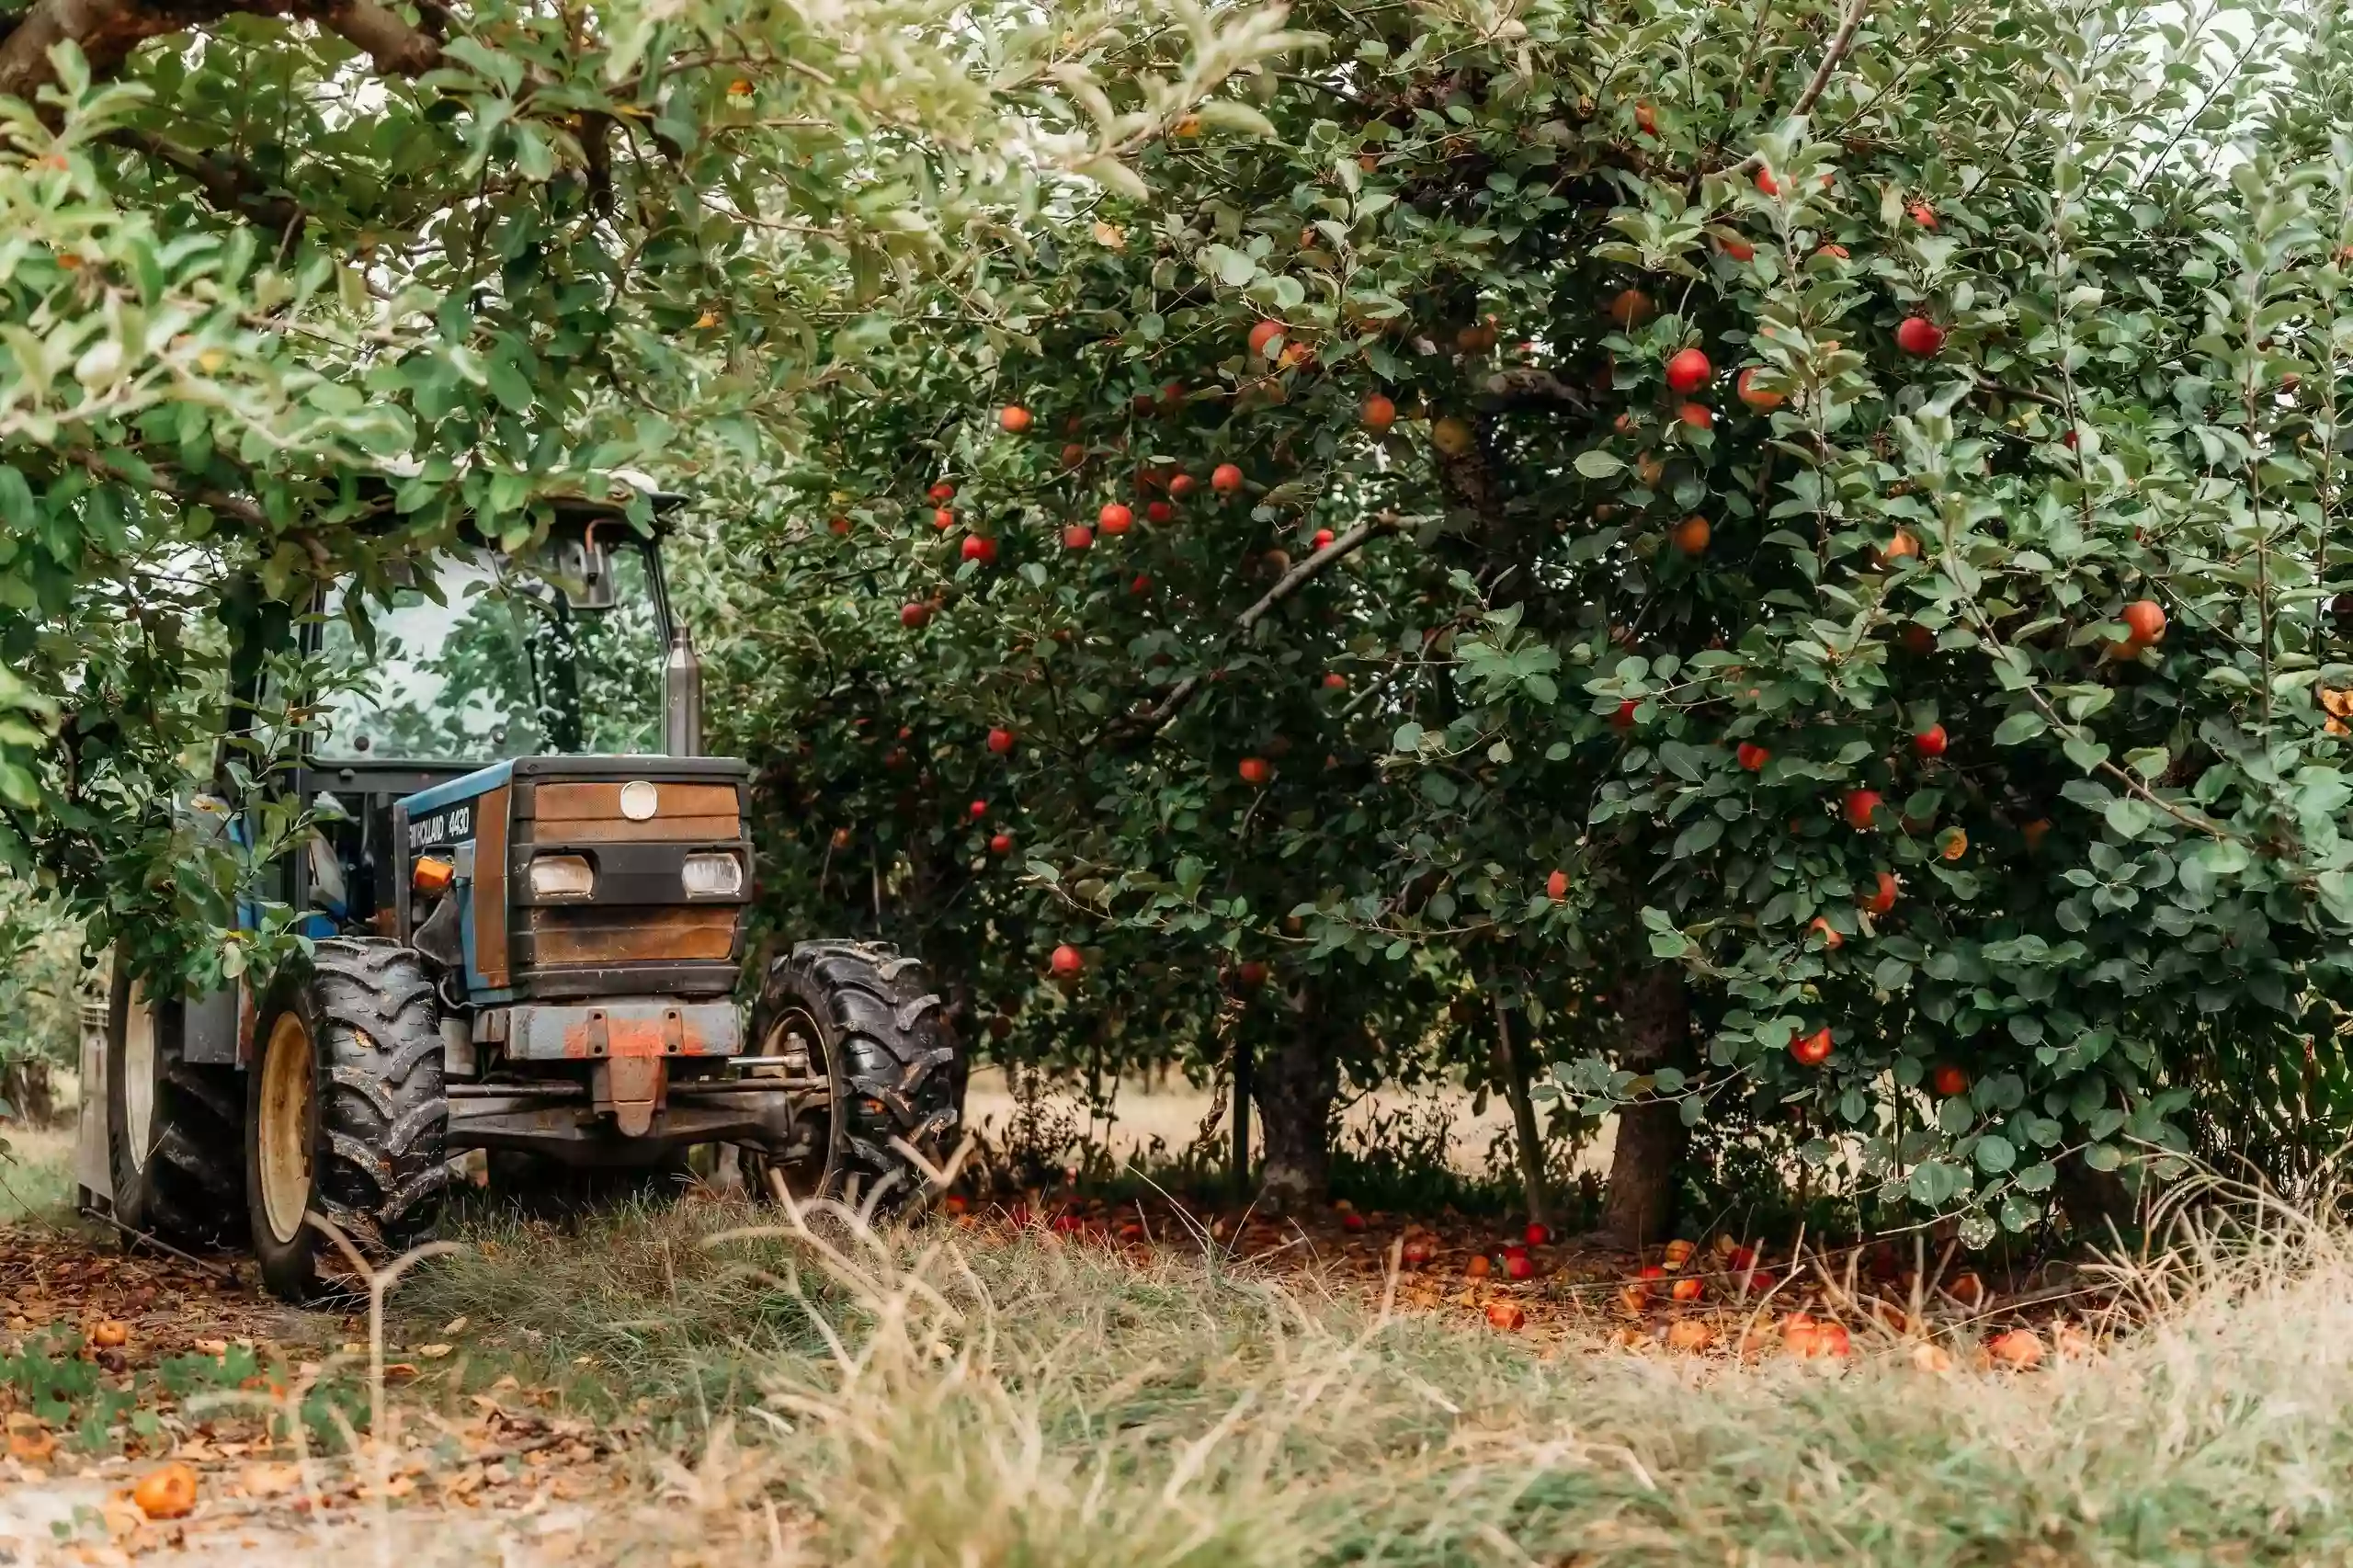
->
<box><xmin>413</xmin><ymin>1175</ymin><xmax>2353</xmax><ymax>1567</ymax></box>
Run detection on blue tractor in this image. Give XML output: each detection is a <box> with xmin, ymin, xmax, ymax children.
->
<box><xmin>76</xmin><ymin>494</ymin><xmax>961</xmax><ymax>1299</ymax></box>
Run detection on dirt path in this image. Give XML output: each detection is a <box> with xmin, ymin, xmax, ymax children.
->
<box><xmin>0</xmin><ymin>1221</ymin><xmax>700</xmax><ymax>1567</ymax></box>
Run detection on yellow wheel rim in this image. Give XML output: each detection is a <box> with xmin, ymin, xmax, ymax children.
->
<box><xmin>121</xmin><ymin>980</ymin><xmax>156</xmax><ymax>1171</ymax></box>
<box><xmin>258</xmin><ymin>1011</ymin><xmax>314</xmax><ymax>1245</ymax></box>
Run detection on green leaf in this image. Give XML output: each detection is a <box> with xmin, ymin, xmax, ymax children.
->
<box><xmin>1994</xmin><ymin>711</ymin><xmax>2045</xmax><ymax>745</ymax></box>
<box><xmin>1973</xmin><ymin>1133</ymin><xmax>2016</xmax><ymax>1173</ymax></box>
<box><xmin>1574</xmin><ymin>449</ymin><xmax>1626</xmax><ymax>479</ymax></box>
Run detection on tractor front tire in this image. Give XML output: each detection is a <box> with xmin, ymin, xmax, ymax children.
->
<box><xmin>245</xmin><ymin>939</ymin><xmax>449</xmax><ymax>1301</ymax></box>
<box><xmin>105</xmin><ymin>957</ymin><xmax>244</xmax><ymax>1249</ymax></box>
<box><xmin>743</xmin><ymin>942</ymin><xmax>959</xmax><ymax>1213</ymax></box>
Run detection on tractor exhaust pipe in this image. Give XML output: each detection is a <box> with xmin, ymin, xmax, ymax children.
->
<box><xmin>664</xmin><ymin>627</ymin><xmax>702</xmax><ymax>756</ymax></box>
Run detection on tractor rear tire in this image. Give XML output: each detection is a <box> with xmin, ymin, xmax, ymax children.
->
<box><xmin>743</xmin><ymin>942</ymin><xmax>959</xmax><ymax>1213</ymax></box>
<box><xmin>104</xmin><ymin>956</ymin><xmax>244</xmax><ymax>1249</ymax></box>
<box><xmin>245</xmin><ymin>939</ymin><xmax>449</xmax><ymax>1301</ymax></box>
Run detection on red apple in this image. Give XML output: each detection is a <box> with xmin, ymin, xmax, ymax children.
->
<box><xmin>988</xmin><ymin>832</ymin><xmax>1014</xmax><ymax>855</ymax></box>
<box><xmin>1737</xmin><ymin>368</ymin><xmax>1783</xmax><ymax>411</ymax></box>
<box><xmin>1754</xmin><ymin>165</ymin><xmax>1781</xmax><ymax>196</ymax></box>
<box><xmin>1914</xmin><ymin>722</ymin><xmax>1948</xmax><ymax>758</ymax></box>
<box><xmin>899</xmin><ymin>602</ymin><xmax>929</xmax><ymax>629</ymax></box>
<box><xmin>1248</xmin><ymin>319</ymin><xmax>1288</xmax><ymax>358</ymax></box>
<box><xmin>1168</xmin><ymin>472</ymin><xmax>1197</xmax><ymax>498</ymax></box>
<box><xmin>1907</xmin><ymin>201</ymin><xmax>1938</xmax><ymax>230</ymax></box>
<box><xmin>1665</xmin><ymin>347</ymin><xmax>1711</xmax><ymax>392</ymax></box>
<box><xmin>1504</xmin><ymin>1253</ymin><xmax>1534</xmax><ymax>1280</ymax></box>
<box><xmin>987</xmin><ymin>726</ymin><xmax>1016</xmax><ymax>755</ymax></box>
<box><xmin>933</xmin><ymin>506</ymin><xmax>955</xmax><ymax>531</ymax></box>
<box><xmin>1099</xmin><ymin>502</ymin><xmax>1133</xmax><ymax>534</ymax></box>
<box><xmin>1129</xmin><ymin>573</ymin><xmax>1153</xmax><ymax>596</ymax></box>
<box><xmin>1525</xmin><ymin>1221</ymin><xmax>1551</xmax><ymax>1247</ymax></box>
<box><xmin>2121</xmin><ymin>599</ymin><xmax>2166</xmax><ymax>644</ymax></box>
<box><xmin>1062</xmin><ymin>442</ymin><xmax>1086</xmax><ymax>468</ymax></box>
<box><xmin>1322</xmin><ymin>672</ymin><xmax>1347</xmax><ymax>690</ymax></box>
<box><xmin>1063</xmin><ymin>524</ymin><xmax>1094</xmax><ymax>551</ymax></box>
<box><xmin>968</xmin><ymin>800</ymin><xmax>988</xmax><ymax>819</ymax></box>
<box><xmin>1843</xmin><ymin>789</ymin><xmax>1883</xmax><ymax>830</ymax></box>
<box><xmin>1312</xmin><ymin>528</ymin><xmax>1335</xmax><ymax>550</ymax></box>
<box><xmin>1895</xmin><ymin>316</ymin><xmax>1946</xmax><ymax>357</ymax></box>
<box><xmin>960</xmin><ymin>534</ymin><xmax>995</xmax><ymax>565</ymax></box>
<box><xmin>998</xmin><ymin>404</ymin><xmax>1033</xmax><ymax>433</ymax></box>
<box><xmin>1146</xmin><ymin>501</ymin><xmax>1173</xmax><ymax>524</ymax></box>
<box><xmin>1790</xmin><ymin>1027</ymin><xmax>1834</xmax><ymax>1066</ymax></box>
<box><xmin>927</xmin><ymin>482</ymin><xmax>956</xmax><ymax>503</ymax></box>
<box><xmin>1612</xmin><ymin>699</ymin><xmax>1639</xmax><ymax>730</ymax></box>
<box><xmin>1211</xmin><ymin>462</ymin><xmax>1244</xmax><ymax>494</ymax></box>
<box><xmin>1049</xmin><ymin>944</ymin><xmax>1084</xmax><ymax>976</ymax></box>
<box><xmin>1677</xmin><ymin>401</ymin><xmax>1712</xmax><ymax>429</ymax></box>
<box><xmin>1545</xmin><ymin>869</ymin><xmax>1569</xmax><ymax>902</ymax></box>
<box><xmin>1237</xmin><ymin>960</ymin><xmax>1268</xmax><ymax>988</ymax></box>
<box><xmin>1363</xmin><ymin>393</ymin><xmax>1396</xmax><ymax>431</ymax></box>
<box><xmin>1932</xmin><ymin>1063</ymin><xmax>1969</xmax><ymax>1097</ymax></box>
<box><xmin>1737</xmin><ymin>742</ymin><xmax>1770</xmax><ymax>771</ymax></box>
<box><xmin>1860</xmin><ymin>869</ymin><xmax>1898</xmax><ymax>915</ymax></box>
<box><xmin>1239</xmin><ymin>756</ymin><xmax>1272</xmax><ymax>786</ymax></box>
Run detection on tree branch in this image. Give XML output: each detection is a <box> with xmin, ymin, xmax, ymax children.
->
<box><xmin>1790</xmin><ymin>0</ymin><xmax>1873</xmax><ymax>119</ymax></box>
<box><xmin>105</xmin><ymin>129</ymin><xmax>302</xmax><ymax>234</ymax></box>
<box><xmin>0</xmin><ymin>0</ymin><xmax>439</xmax><ymax>108</ymax></box>
<box><xmin>1126</xmin><ymin>512</ymin><xmax>1404</xmax><ymax>738</ymax></box>
<box><xmin>1472</xmin><ymin>366</ymin><xmax>1592</xmax><ymax>416</ymax></box>
<box><xmin>313</xmin><ymin>0</ymin><xmax>440</xmax><ymax>78</ymax></box>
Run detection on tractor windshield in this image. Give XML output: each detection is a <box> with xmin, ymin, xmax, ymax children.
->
<box><xmin>313</xmin><ymin>539</ymin><xmax>667</xmax><ymax>763</ymax></box>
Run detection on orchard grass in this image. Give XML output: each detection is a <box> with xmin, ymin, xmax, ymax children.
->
<box><xmin>395</xmin><ymin>1185</ymin><xmax>2353</xmax><ymax>1567</ymax></box>
<box><xmin>0</xmin><ymin>1123</ymin><xmax>76</xmax><ymax>1226</ymax></box>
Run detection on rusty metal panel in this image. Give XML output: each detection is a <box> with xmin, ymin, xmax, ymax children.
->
<box><xmin>474</xmin><ymin>785</ymin><xmax>511</xmax><ymax>988</ymax></box>
<box><xmin>534</xmin><ymin>813</ymin><xmax>741</xmax><ymax>845</ymax></box>
<box><xmin>507</xmin><ymin>999</ymin><xmax>741</xmax><ymax>1061</ymax></box>
<box><xmin>527</xmin><ymin>904</ymin><xmax>735</xmax><ymax>966</ymax></box>
<box><xmin>531</xmin><ymin>781</ymin><xmax>739</xmax><ymax>829</ymax></box>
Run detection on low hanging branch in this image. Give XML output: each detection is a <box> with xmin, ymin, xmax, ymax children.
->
<box><xmin>0</xmin><ymin>0</ymin><xmax>441</xmax><ymax>106</ymax></box>
<box><xmin>1123</xmin><ymin>510</ymin><xmax>1404</xmax><ymax>739</ymax></box>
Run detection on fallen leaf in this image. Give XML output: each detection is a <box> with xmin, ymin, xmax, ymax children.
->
<box><xmin>239</xmin><ymin>1462</ymin><xmax>304</xmax><ymax>1497</ymax></box>
<box><xmin>440</xmin><ymin>1316</ymin><xmax>470</xmax><ymax>1335</ymax></box>
<box><xmin>415</xmin><ymin>1344</ymin><xmax>454</xmax><ymax>1359</ymax></box>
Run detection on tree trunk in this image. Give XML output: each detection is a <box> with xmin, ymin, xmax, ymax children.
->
<box><xmin>2055</xmin><ymin>1152</ymin><xmax>2134</xmax><ymax>1247</ymax></box>
<box><xmin>1495</xmin><ymin>1001</ymin><xmax>1553</xmax><ymax>1230</ymax></box>
<box><xmin>1597</xmin><ymin>967</ymin><xmax>1688</xmax><ymax>1251</ymax></box>
<box><xmin>1254</xmin><ymin>986</ymin><xmax>1337</xmax><ymax>1211</ymax></box>
<box><xmin>0</xmin><ymin>1055</ymin><xmax>56</xmax><ymax>1125</ymax></box>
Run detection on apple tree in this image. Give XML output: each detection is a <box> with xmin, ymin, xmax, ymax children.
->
<box><xmin>703</xmin><ymin>0</ymin><xmax>2353</xmax><ymax>1238</ymax></box>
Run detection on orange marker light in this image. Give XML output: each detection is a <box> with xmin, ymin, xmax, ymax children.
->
<box><xmin>413</xmin><ymin>856</ymin><xmax>455</xmax><ymax>895</ymax></box>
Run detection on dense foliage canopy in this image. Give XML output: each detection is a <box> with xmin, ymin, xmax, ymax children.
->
<box><xmin>16</xmin><ymin>0</ymin><xmax>2353</xmax><ymax>1238</ymax></box>
<box><xmin>700</xmin><ymin>0</ymin><xmax>2353</xmax><ymax>1233</ymax></box>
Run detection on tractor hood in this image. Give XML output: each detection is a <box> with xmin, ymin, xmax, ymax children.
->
<box><xmin>395</xmin><ymin>756</ymin><xmax>753</xmax><ymax>1004</ymax></box>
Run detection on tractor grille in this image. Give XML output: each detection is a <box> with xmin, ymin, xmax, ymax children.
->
<box><xmin>504</xmin><ymin>765</ymin><xmax>752</xmax><ymax>998</ymax></box>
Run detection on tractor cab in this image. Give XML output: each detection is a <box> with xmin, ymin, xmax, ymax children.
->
<box><xmin>82</xmin><ymin>491</ymin><xmax>962</xmax><ymax>1301</ymax></box>
<box><xmin>290</xmin><ymin>504</ymin><xmax>702</xmax><ymax>946</ymax></box>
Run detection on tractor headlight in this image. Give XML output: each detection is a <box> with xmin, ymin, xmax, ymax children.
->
<box><xmin>528</xmin><ymin>854</ymin><xmax>596</xmax><ymax>900</ymax></box>
<box><xmin>681</xmin><ymin>852</ymin><xmax>745</xmax><ymax>898</ymax></box>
